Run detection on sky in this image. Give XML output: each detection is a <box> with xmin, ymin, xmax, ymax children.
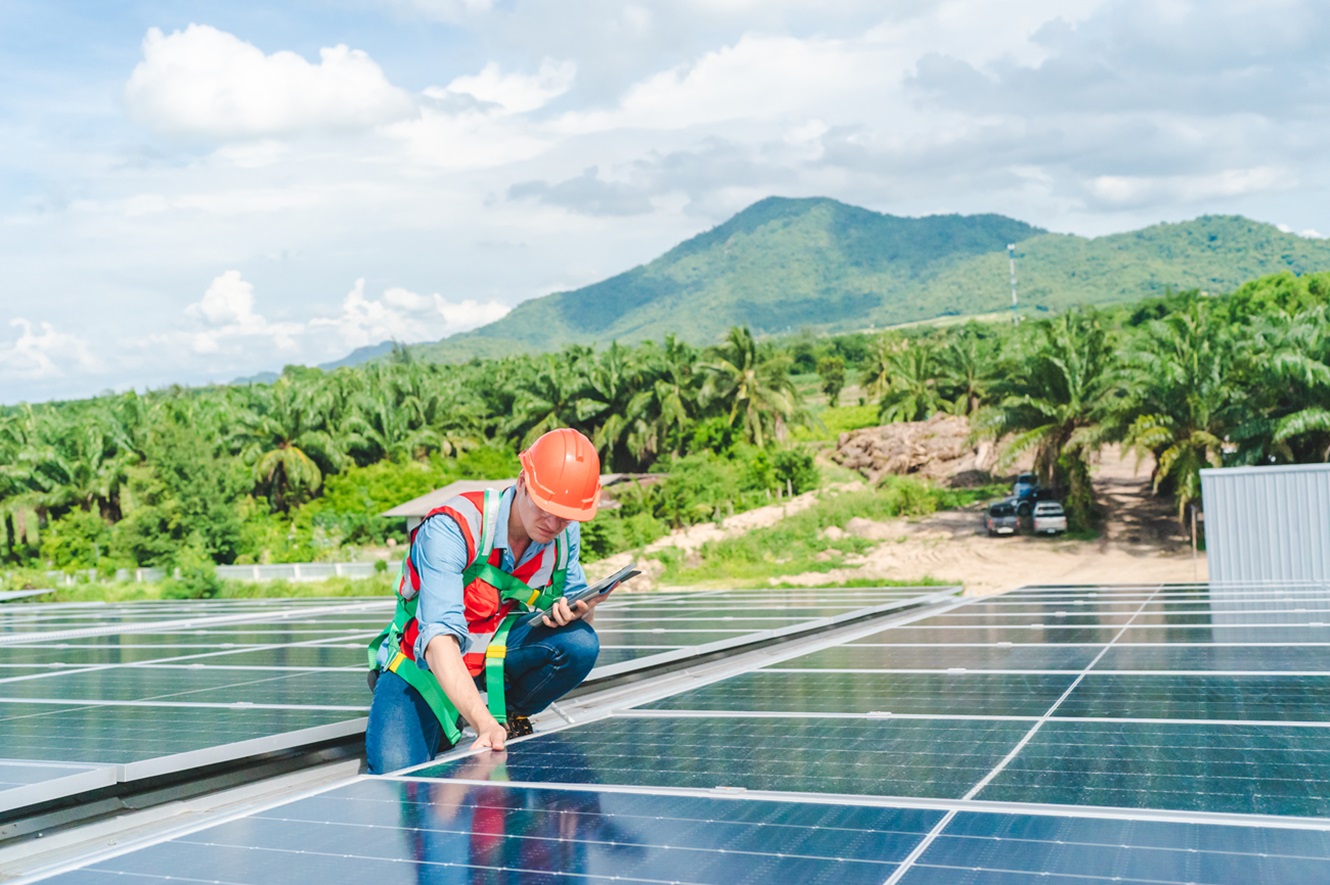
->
<box><xmin>2</xmin><ymin>0</ymin><xmax>1329</xmax><ymax>404</ymax></box>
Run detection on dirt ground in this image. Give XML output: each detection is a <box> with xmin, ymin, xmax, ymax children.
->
<box><xmin>593</xmin><ymin>445</ymin><xmax>1207</xmax><ymax>597</ymax></box>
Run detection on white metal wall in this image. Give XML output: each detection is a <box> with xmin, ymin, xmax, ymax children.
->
<box><xmin>1201</xmin><ymin>463</ymin><xmax>1330</xmax><ymax>584</ymax></box>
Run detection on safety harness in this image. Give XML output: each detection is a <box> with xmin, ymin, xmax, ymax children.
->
<box><xmin>367</xmin><ymin>488</ymin><xmax>569</xmax><ymax>746</ymax></box>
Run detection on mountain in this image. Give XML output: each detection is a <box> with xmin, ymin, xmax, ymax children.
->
<box><xmin>400</xmin><ymin>197</ymin><xmax>1330</xmax><ymax>361</ymax></box>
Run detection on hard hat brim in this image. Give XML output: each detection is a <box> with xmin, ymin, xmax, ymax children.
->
<box><xmin>525</xmin><ymin>484</ymin><xmax>600</xmax><ymax>521</ymax></box>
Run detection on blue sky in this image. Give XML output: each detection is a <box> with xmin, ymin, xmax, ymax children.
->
<box><xmin>3</xmin><ymin>0</ymin><xmax>1328</xmax><ymax>404</ymax></box>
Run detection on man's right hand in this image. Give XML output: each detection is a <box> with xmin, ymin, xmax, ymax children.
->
<box><xmin>470</xmin><ymin>718</ymin><xmax>507</xmax><ymax>751</ymax></box>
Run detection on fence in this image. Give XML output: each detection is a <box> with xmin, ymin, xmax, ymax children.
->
<box><xmin>29</xmin><ymin>562</ymin><xmax>385</xmax><ymax>586</ymax></box>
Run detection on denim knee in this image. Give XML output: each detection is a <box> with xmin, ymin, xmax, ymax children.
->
<box><xmin>559</xmin><ymin>620</ymin><xmax>600</xmax><ymax>679</ymax></box>
<box><xmin>365</xmin><ymin>670</ymin><xmax>443</xmax><ymax>775</ymax></box>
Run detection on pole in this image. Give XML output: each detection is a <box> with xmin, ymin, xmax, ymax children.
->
<box><xmin>1007</xmin><ymin>244</ymin><xmax>1019</xmax><ymax>325</ymax></box>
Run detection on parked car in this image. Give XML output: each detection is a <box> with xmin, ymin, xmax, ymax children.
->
<box><xmin>1032</xmin><ymin>501</ymin><xmax>1068</xmax><ymax>535</ymax></box>
<box><xmin>985</xmin><ymin>500</ymin><xmax>1019</xmax><ymax>536</ymax></box>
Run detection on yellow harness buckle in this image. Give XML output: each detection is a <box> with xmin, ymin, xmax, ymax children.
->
<box><xmin>486</xmin><ymin>644</ymin><xmax>508</xmax><ymax>660</ymax></box>
<box><xmin>387</xmin><ymin>652</ymin><xmax>408</xmax><ymax>673</ymax></box>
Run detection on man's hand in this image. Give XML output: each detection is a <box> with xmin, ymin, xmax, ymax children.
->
<box><xmin>540</xmin><ymin>594</ymin><xmax>605</xmax><ymax>628</ymax></box>
<box><xmin>469</xmin><ymin>717</ymin><xmax>507</xmax><ymax>752</ymax></box>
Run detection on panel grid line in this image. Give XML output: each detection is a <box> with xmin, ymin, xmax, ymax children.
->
<box><xmin>881</xmin><ymin>583</ymin><xmax>1166</xmax><ymax>885</ymax></box>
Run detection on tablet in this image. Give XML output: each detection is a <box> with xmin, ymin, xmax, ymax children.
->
<box><xmin>522</xmin><ymin>561</ymin><xmax>641</xmax><ymax>626</ymax></box>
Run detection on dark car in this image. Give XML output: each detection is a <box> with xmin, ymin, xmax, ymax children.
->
<box><xmin>985</xmin><ymin>501</ymin><xmax>1019</xmax><ymax>536</ymax></box>
<box><xmin>1013</xmin><ymin>472</ymin><xmax>1039</xmax><ymax>500</ymax></box>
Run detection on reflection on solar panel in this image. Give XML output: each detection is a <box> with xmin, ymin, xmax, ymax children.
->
<box><xmin>30</xmin><ymin>582</ymin><xmax>1330</xmax><ymax>884</ymax></box>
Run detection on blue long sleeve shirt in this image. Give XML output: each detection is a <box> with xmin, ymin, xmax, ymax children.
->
<box><xmin>409</xmin><ymin>485</ymin><xmax>588</xmax><ymax>672</ymax></box>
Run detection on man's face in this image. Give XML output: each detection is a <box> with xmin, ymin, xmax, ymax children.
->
<box><xmin>517</xmin><ymin>480</ymin><xmax>572</xmax><ymax>544</ymax></box>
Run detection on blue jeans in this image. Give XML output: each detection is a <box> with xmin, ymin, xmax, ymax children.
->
<box><xmin>365</xmin><ymin>618</ymin><xmax>599</xmax><ymax>774</ymax></box>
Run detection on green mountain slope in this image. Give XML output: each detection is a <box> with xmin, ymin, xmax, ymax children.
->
<box><xmin>414</xmin><ymin>198</ymin><xmax>1330</xmax><ymax>361</ymax></box>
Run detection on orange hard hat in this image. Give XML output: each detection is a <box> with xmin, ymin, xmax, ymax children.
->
<box><xmin>519</xmin><ymin>428</ymin><xmax>602</xmax><ymax>520</ymax></box>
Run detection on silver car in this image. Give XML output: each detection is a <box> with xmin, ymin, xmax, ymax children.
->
<box><xmin>1033</xmin><ymin>501</ymin><xmax>1067</xmax><ymax>535</ymax></box>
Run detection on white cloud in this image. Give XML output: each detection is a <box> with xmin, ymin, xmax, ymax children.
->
<box><xmin>187</xmin><ymin>270</ymin><xmax>260</xmax><ymax>326</ymax></box>
<box><xmin>184</xmin><ymin>271</ymin><xmax>303</xmax><ymax>353</ymax></box>
<box><xmin>1086</xmin><ymin>166</ymin><xmax>1291</xmax><ymax>209</ymax></box>
<box><xmin>432</xmin><ymin>59</ymin><xmax>577</xmax><ymax>114</ymax></box>
<box><xmin>0</xmin><ymin>319</ymin><xmax>100</xmax><ymax>382</ymax></box>
<box><xmin>125</xmin><ymin>24</ymin><xmax>416</xmax><ymax>138</ymax></box>
<box><xmin>309</xmin><ymin>279</ymin><xmax>510</xmax><ymax>349</ymax></box>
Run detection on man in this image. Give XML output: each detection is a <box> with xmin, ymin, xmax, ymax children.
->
<box><xmin>366</xmin><ymin>428</ymin><xmax>606</xmax><ymax>774</ymax></box>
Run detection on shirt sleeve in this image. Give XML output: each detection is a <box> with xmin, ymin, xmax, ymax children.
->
<box><xmin>561</xmin><ymin>521</ymin><xmax>589</xmax><ymax>598</ymax></box>
<box><xmin>410</xmin><ymin>516</ymin><xmax>472</xmax><ymax>671</ymax></box>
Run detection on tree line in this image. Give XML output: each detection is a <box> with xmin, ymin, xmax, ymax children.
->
<box><xmin>2</xmin><ymin>268</ymin><xmax>1327</xmax><ymax>574</ymax></box>
<box><xmin>853</xmin><ymin>270</ymin><xmax>1330</xmax><ymax>527</ymax></box>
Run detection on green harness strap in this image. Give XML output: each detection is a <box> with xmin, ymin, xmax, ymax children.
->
<box><xmin>368</xmin><ymin>489</ymin><xmax>571</xmax><ymax>736</ymax></box>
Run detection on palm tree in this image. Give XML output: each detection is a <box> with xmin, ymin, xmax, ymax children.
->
<box><xmin>624</xmin><ymin>336</ymin><xmax>700</xmax><ymax>465</ymax></box>
<box><xmin>875</xmin><ymin>338</ymin><xmax>945</xmax><ymax>423</ymax></box>
<box><xmin>227</xmin><ymin>378</ymin><xmax>342</xmax><ymax>511</ymax></box>
<box><xmin>1119</xmin><ymin>302</ymin><xmax>1242</xmax><ymax>522</ymax></box>
<box><xmin>978</xmin><ymin>310</ymin><xmax>1122</xmax><ymax>529</ymax></box>
<box><xmin>1233</xmin><ymin>306</ymin><xmax>1330</xmax><ymax>463</ymax></box>
<box><xmin>699</xmin><ymin>326</ymin><xmax>802</xmax><ymax>448</ymax></box>
<box><xmin>503</xmin><ymin>350</ymin><xmax>592</xmax><ymax>447</ymax></box>
<box><xmin>939</xmin><ymin>326</ymin><xmax>998</xmax><ymax>416</ymax></box>
<box><xmin>578</xmin><ymin>342</ymin><xmax>640</xmax><ymax>470</ymax></box>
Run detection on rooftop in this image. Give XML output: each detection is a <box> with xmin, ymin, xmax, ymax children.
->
<box><xmin>6</xmin><ymin>580</ymin><xmax>1330</xmax><ymax>882</ymax></box>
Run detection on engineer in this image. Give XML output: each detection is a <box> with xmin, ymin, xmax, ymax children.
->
<box><xmin>365</xmin><ymin>428</ymin><xmax>606</xmax><ymax>774</ymax></box>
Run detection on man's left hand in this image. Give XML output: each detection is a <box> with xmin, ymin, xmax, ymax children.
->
<box><xmin>541</xmin><ymin>593</ymin><xmax>606</xmax><ymax>628</ymax></box>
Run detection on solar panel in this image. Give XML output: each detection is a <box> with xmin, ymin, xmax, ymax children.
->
<box><xmin>41</xmin><ymin>778</ymin><xmax>941</xmax><ymax>884</ymax></box>
<box><xmin>641</xmin><ymin>671</ymin><xmax>1077</xmax><ymax>715</ymax></box>
<box><xmin>21</xmin><ymin>582</ymin><xmax>1330</xmax><ymax>884</ymax></box>
<box><xmin>899</xmin><ymin>811</ymin><xmax>1330</xmax><ymax>884</ymax></box>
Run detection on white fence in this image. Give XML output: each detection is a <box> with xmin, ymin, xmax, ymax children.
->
<box><xmin>31</xmin><ymin>562</ymin><xmax>384</xmax><ymax>586</ymax></box>
<box><xmin>215</xmin><ymin>562</ymin><xmax>382</xmax><ymax>582</ymax></box>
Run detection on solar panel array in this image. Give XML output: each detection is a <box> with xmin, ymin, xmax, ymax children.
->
<box><xmin>26</xmin><ymin>582</ymin><xmax>1330</xmax><ymax>884</ymax></box>
<box><xmin>0</xmin><ymin>585</ymin><xmax>944</xmax><ymax>818</ymax></box>
<box><xmin>0</xmin><ymin>597</ymin><xmax>387</xmax><ymax>813</ymax></box>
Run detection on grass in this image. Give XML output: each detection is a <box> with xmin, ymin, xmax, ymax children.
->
<box><xmin>20</xmin><ymin>575</ymin><xmax>393</xmax><ymax>604</ymax></box>
<box><xmin>793</xmin><ymin>402</ymin><xmax>881</xmax><ymax>442</ymax></box>
<box><xmin>654</xmin><ymin>477</ymin><xmax>982</xmax><ymax>586</ymax></box>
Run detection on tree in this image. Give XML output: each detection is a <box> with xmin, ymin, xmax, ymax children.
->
<box><xmin>978</xmin><ymin>310</ymin><xmax>1122</xmax><ymax>529</ymax></box>
<box><xmin>1119</xmin><ymin>302</ymin><xmax>1242</xmax><ymax>523</ymax></box>
<box><xmin>699</xmin><ymin>326</ymin><xmax>803</xmax><ymax>448</ymax></box>
<box><xmin>939</xmin><ymin>326</ymin><xmax>997</xmax><ymax>416</ymax></box>
<box><xmin>874</xmin><ymin>338</ymin><xmax>945</xmax><ymax>423</ymax></box>
<box><xmin>227</xmin><ymin>378</ymin><xmax>342</xmax><ymax>511</ymax></box>
<box><xmin>625</xmin><ymin>336</ymin><xmax>699</xmax><ymax>465</ymax></box>
<box><xmin>816</xmin><ymin>356</ymin><xmax>846</xmax><ymax>406</ymax></box>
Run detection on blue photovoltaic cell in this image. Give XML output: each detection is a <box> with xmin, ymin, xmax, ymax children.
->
<box><xmin>1058</xmin><ymin>673</ymin><xmax>1330</xmax><ymax>721</ymax></box>
<box><xmin>417</xmin><ymin>717</ymin><xmax>1030</xmax><ymax>799</ymax></box>
<box><xmin>640</xmin><ymin>671</ymin><xmax>1074</xmax><ymax>716</ymax></box>
<box><xmin>925</xmin><ymin>612</ymin><xmax>1136</xmax><ymax>626</ymax></box>
<box><xmin>899</xmin><ymin>811</ymin><xmax>1330</xmax><ymax>885</ymax></box>
<box><xmin>772</xmin><ymin>644</ymin><xmax>1101</xmax><ymax>671</ymax></box>
<box><xmin>594</xmin><ymin>646</ymin><xmax>685</xmax><ymax>666</ymax></box>
<box><xmin>854</xmin><ymin>625</ymin><xmax>1119</xmax><ymax>645</ymax></box>
<box><xmin>0</xmin><ymin>702</ymin><xmax>359</xmax><ymax>765</ymax></box>
<box><xmin>45</xmin><ymin>778</ymin><xmax>941</xmax><ymax>885</ymax></box>
<box><xmin>977</xmin><ymin>720</ymin><xmax>1330</xmax><ymax>817</ymax></box>
<box><xmin>1117</xmin><ymin>624</ymin><xmax>1330</xmax><ymax>643</ymax></box>
<box><xmin>1093</xmin><ymin>644</ymin><xmax>1330</xmax><ymax>672</ymax></box>
<box><xmin>0</xmin><ymin>667</ymin><xmax>366</xmax><ymax>708</ymax></box>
